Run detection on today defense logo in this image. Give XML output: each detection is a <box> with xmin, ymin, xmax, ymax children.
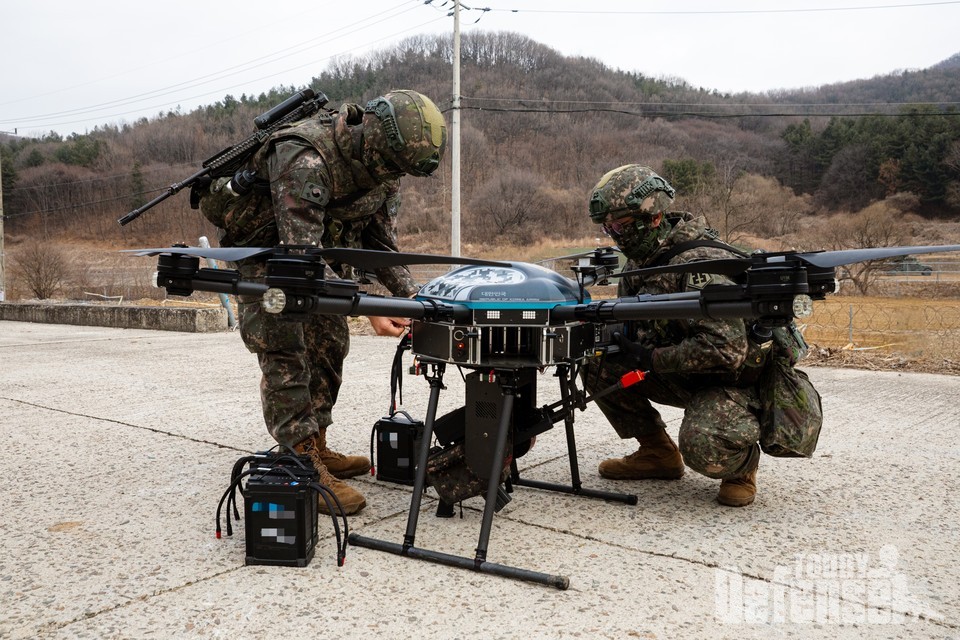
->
<box><xmin>715</xmin><ymin>545</ymin><xmax>942</xmax><ymax>625</ymax></box>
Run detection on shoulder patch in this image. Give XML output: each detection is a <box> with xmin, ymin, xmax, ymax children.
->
<box><xmin>301</xmin><ymin>182</ymin><xmax>330</xmax><ymax>207</ymax></box>
<box><xmin>685</xmin><ymin>271</ymin><xmax>718</xmax><ymax>290</ymax></box>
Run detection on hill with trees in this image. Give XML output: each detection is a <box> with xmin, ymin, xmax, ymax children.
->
<box><xmin>1</xmin><ymin>31</ymin><xmax>959</xmax><ymax>298</ymax></box>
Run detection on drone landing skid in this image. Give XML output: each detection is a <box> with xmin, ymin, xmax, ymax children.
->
<box><xmin>348</xmin><ymin>362</ymin><xmax>637</xmax><ymax>590</ymax></box>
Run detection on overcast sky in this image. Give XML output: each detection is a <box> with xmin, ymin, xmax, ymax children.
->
<box><xmin>1</xmin><ymin>0</ymin><xmax>958</xmax><ymax>138</ymax></box>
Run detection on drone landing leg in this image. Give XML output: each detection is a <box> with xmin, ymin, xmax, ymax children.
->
<box><xmin>473</xmin><ymin>383</ymin><xmax>514</xmax><ymax>565</ymax></box>
<box><xmin>350</xmin><ymin>364</ymin><xmax>444</xmax><ymax>556</ymax></box>
<box><xmin>402</xmin><ymin>365</ymin><xmax>446</xmax><ymax>549</ymax></box>
<box><xmin>350</xmin><ymin>366</ymin><xmax>570</xmax><ymax>590</ymax></box>
<box><xmin>511</xmin><ymin>366</ymin><xmax>638</xmax><ymax>505</ymax></box>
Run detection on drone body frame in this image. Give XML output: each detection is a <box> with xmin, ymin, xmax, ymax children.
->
<box><xmin>130</xmin><ymin>241</ymin><xmax>960</xmax><ymax>588</ymax></box>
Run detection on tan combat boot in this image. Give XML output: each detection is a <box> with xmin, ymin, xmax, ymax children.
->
<box><xmin>598</xmin><ymin>429</ymin><xmax>685</xmax><ymax>480</ymax></box>
<box><xmin>717</xmin><ymin>468</ymin><xmax>757</xmax><ymax>507</ymax></box>
<box><xmin>315</xmin><ymin>427</ymin><xmax>371</xmax><ymax>479</ymax></box>
<box><xmin>294</xmin><ymin>434</ymin><xmax>367</xmax><ymax>515</ymax></box>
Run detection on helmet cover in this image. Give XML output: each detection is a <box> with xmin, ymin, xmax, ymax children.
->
<box><xmin>363</xmin><ymin>90</ymin><xmax>447</xmax><ymax>177</ymax></box>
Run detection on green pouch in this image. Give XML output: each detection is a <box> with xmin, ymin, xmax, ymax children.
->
<box><xmin>198</xmin><ymin>178</ymin><xmax>274</xmax><ymax>245</ymax></box>
<box><xmin>759</xmin><ymin>357</ymin><xmax>823</xmax><ymax>458</ymax></box>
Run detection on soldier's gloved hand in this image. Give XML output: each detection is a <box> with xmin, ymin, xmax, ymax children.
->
<box><xmin>188</xmin><ymin>175</ymin><xmax>214</xmax><ymax>210</ymax></box>
<box><xmin>613</xmin><ymin>332</ymin><xmax>655</xmax><ymax>371</ymax></box>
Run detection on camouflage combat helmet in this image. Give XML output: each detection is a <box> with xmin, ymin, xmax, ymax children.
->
<box><xmin>362</xmin><ymin>90</ymin><xmax>447</xmax><ymax>179</ymax></box>
<box><xmin>588</xmin><ymin>164</ymin><xmax>676</xmax><ymax>223</ymax></box>
<box><xmin>588</xmin><ymin>164</ymin><xmax>677</xmax><ymax>258</ymax></box>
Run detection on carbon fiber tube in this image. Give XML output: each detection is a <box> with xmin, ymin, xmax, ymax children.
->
<box><xmin>305</xmin><ymin>295</ymin><xmax>471</xmax><ymax>322</ymax></box>
<box><xmin>347</xmin><ymin>534</ymin><xmax>570</xmax><ymax>590</ymax></box>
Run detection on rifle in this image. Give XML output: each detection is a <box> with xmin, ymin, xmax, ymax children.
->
<box><xmin>118</xmin><ymin>89</ymin><xmax>329</xmax><ymax>226</ymax></box>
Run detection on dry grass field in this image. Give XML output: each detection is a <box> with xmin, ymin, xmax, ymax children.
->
<box><xmin>800</xmin><ymin>294</ymin><xmax>960</xmax><ymax>374</ymax></box>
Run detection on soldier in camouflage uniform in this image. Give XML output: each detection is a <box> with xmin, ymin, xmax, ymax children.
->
<box><xmin>200</xmin><ymin>90</ymin><xmax>447</xmax><ymax>515</ymax></box>
<box><xmin>584</xmin><ymin>164</ymin><xmax>766</xmax><ymax>507</ymax></box>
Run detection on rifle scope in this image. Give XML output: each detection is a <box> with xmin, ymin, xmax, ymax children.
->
<box><xmin>254</xmin><ymin>89</ymin><xmax>316</xmax><ymax>130</ymax></box>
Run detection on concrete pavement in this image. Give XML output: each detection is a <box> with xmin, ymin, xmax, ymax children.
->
<box><xmin>1</xmin><ymin>320</ymin><xmax>958</xmax><ymax>639</ymax></box>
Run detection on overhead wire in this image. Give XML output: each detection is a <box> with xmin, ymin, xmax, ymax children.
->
<box><xmin>5</xmin><ymin>0</ymin><xmax>958</xmax><ymax>217</ymax></box>
<box><xmin>460</xmin><ymin>96</ymin><xmax>960</xmax><ymax>109</ymax></box>
<box><xmin>1</xmin><ymin>3</ymin><xmax>422</xmax><ymax>122</ymax></box>
<box><xmin>1</xmin><ymin>3</ymin><xmax>445</xmax><ymax>131</ymax></box>
<box><xmin>455</xmin><ymin>105</ymin><xmax>960</xmax><ymax>118</ymax></box>
<box><xmin>7</xmin><ymin>94</ymin><xmax>957</xmax><ymax>223</ymax></box>
<box><xmin>6</xmin><ymin>0</ymin><xmax>957</xmax><ymax>130</ymax></box>
<box><xmin>0</xmin><ymin>1</ymin><xmax>344</xmax><ymax>110</ymax></box>
<box><xmin>459</xmin><ymin>0</ymin><xmax>960</xmax><ymax>17</ymax></box>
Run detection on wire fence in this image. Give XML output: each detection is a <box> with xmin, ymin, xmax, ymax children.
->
<box><xmin>801</xmin><ymin>297</ymin><xmax>960</xmax><ymax>360</ymax></box>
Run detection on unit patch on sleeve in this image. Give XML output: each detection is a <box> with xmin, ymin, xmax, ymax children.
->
<box><xmin>686</xmin><ymin>272</ymin><xmax>718</xmax><ymax>290</ymax></box>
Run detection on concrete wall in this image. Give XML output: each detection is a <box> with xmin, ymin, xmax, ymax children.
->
<box><xmin>0</xmin><ymin>302</ymin><xmax>228</xmax><ymax>333</ymax></box>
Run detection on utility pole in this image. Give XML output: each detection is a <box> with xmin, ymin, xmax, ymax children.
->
<box><xmin>0</xmin><ymin>153</ymin><xmax>4</xmax><ymax>302</ymax></box>
<box><xmin>451</xmin><ymin>0</ymin><xmax>462</xmax><ymax>257</ymax></box>
<box><xmin>0</xmin><ymin>129</ymin><xmax>13</xmax><ymax>302</ymax></box>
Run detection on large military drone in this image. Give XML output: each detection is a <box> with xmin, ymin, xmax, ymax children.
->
<box><xmin>130</xmin><ymin>241</ymin><xmax>960</xmax><ymax>588</ymax></box>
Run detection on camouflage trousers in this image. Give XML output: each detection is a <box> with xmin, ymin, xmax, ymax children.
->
<box><xmin>237</xmin><ymin>263</ymin><xmax>349</xmax><ymax>448</ymax></box>
<box><xmin>583</xmin><ymin>354</ymin><xmax>761</xmax><ymax>479</ymax></box>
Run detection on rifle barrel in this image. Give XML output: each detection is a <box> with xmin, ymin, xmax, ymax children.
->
<box><xmin>117</xmin><ymin>167</ymin><xmax>211</xmax><ymax>226</ymax></box>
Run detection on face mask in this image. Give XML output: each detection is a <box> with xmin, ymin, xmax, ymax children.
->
<box><xmin>605</xmin><ymin>217</ymin><xmax>670</xmax><ymax>259</ymax></box>
<box><xmin>362</xmin><ymin>146</ymin><xmax>404</xmax><ymax>182</ymax></box>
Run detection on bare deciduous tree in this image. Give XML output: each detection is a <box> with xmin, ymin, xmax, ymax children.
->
<box><xmin>683</xmin><ymin>156</ymin><xmax>768</xmax><ymax>246</ymax></box>
<box><xmin>468</xmin><ymin>171</ymin><xmax>547</xmax><ymax>244</ymax></box>
<box><xmin>822</xmin><ymin>202</ymin><xmax>908</xmax><ymax>295</ymax></box>
<box><xmin>10</xmin><ymin>240</ymin><xmax>70</xmax><ymax>299</ymax></box>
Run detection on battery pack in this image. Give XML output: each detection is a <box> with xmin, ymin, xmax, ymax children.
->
<box><xmin>242</xmin><ymin>454</ymin><xmax>319</xmax><ymax>567</ymax></box>
<box><xmin>373</xmin><ymin>411</ymin><xmax>424</xmax><ymax>485</ymax></box>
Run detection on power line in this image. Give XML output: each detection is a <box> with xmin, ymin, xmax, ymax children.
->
<box><xmin>1</xmin><ymin>4</ymin><xmax>422</xmax><ymax>123</ymax></box>
<box><xmin>7</xmin><ymin>98</ymin><xmax>958</xmax><ymax>216</ymax></box>
<box><xmin>1</xmin><ymin>191</ymin><xmax>152</xmax><ymax>220</ymax></box>
<box><xmin>461</xmin><ymin>95</ymin><xmax>960</xmax><ymax>109</ymax></box>
<box><xmin>465</xmin><ymin>0</ymin><xmax>960</xmax><ymax>17</ymax></box>
<box><xmin>1</xmin><ymin>7</ymin><xmax>445</xmax><ymax>132</ymax></box>
<box><xmin>6</xmin><ymin>162</ymin><xmax>198</xmax><ymax>193</ymax></box>
<box><xmin>453</xmin><ymin>106</ymin><xmax>960</xmax><ymax>119</ymax></box>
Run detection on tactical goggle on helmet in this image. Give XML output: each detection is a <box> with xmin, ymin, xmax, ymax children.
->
<box><xmin>365</xmin><ymin>90</ymin><xmax>447</xmax><ymax>177</ymax></box>
<box><xmin>588</xmin><ymin>164</ymin><xmax>676</xmax><ymax>228</ymax></box>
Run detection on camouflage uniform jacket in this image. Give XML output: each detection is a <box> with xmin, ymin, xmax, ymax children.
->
<box><xmin>618</xmin><ymin>213</ymin><xmax>764</xmax><ymax>385</ymax></box>
<box><xmin>210</xmin><ymin>111</ymin><xmax>418</xmax><ymax>298</ymax></box>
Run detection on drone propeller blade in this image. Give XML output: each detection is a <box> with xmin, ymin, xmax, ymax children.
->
<box><xmin>124</xmin><ymin>245</ymin><xmax>509</xmax><ymax>269</ymax></box>
<box><xmin>313</xmin><ymin>248</ymin><xmax>508</xmax><ymax>269</ymax></box>
<box><xmin>610</xmin><ymin>244</ymin><xmax>960</xmax><ymax>279</ymax></box>
<box><xmin>795</xmin><ymin>244</ymin><xmax>960</xmax><ymax>268</ymax></box>
<box><xmin>123</xmin><ymin>246</ymin><xmax>275</xmax><ymax>262</ymax></box>
<box><xmin>612</xmin><ymin>258</ymin><xmax>751</xmax><ymax>280</ymax></box>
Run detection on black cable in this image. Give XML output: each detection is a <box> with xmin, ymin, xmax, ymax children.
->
<box><xmin>469</xmin><ymin>1</ymin><xmax>960</xmax><ymax>17</ymax></box>
<box><xmin>217</xmin><ymin>453</ymin><xmax>350</xmax><ymax>566</ymax></box>
<box><xmin>369</xmin><ymin>425</ymin><xmax>377</xmax><ymax>479</ymax></box>
<box><xmin>227</xmin><ymin>455</ymin><xmax>260</xmax><ymax>521</ymax></box>
<box><xmin>216</xmin><ymin>467</ymin><xmax>262</xmax><ymax>538</ymax></box>
<box><xmin>390</xmin><ymin>332</ymin><xmax>412</xmax><ymax>413</ymax></box>
<box><xmin>309</xmin><ymin>482</ymin><xmax>349</xmax><ymax>566</ymax></box>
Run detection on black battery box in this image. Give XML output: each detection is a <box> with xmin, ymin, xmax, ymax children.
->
<box><xmin>242</xmin><ymin>454</ymin><xmax>319</xmax><ymax>567</ymax></box>
<box><xmin>372</xmin><ymin>410</ymin><xmax>424</xmax><ymax>485</ymax></box>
